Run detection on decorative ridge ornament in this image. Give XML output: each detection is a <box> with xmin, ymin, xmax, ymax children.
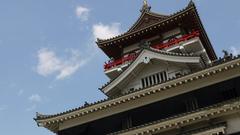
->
<box><xmin>140</xmin><ymin>0</ymin><xmax>151</xmax><ymax>13</ymax></box>
<box><xmin>188</xmin><ymin>0</ymin><xmax>196</xmax><ymax>7</ymax></box>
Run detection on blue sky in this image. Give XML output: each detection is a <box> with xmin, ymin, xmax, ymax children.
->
<box><xmin>0</xmin><ymin>0</ymin><xmax>240</xmax><ymax>135</ymax></box>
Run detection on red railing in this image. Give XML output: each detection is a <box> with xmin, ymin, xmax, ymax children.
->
<box><xmin>104</xmin><ymin>53</ymin><xmax>138</xmax><ymax>70</ymax></box>
<box><xmin>104</xmin><ymin>31</ymin><xmax>200</xmax><ymax>71</ymax></box>
<box><xmin>152</xmin><ymin>31</ymin><xmax>200</xmax><ymax>50</ymax></box>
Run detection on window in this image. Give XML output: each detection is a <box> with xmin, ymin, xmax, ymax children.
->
<box><xmin>145</xmin><ymin>78</ymin><xmax>149</xmax><ymax>86</ymax></box>
<box><xmin>184</xmin><ymin>98</ymin><xmax>198</xmax><ymax>112</ymax></box>
<box><xmin>141</xmin><ymin>71</ymin><xmax>168</xmax><ymax>88</ymax></box>
<box><xmin>153</xmin><ymin>75</ymin><xmax>156</xmax><ymax>84</ymax></box>
<box><xmin>163</xmin><ymin>71</ymin><xmax>167</xmax><ymax>81</ymax></box>
<box><xmin>160</xmin><ymin>72</ymin><xmax>163</xmax><ymax>81</ymax></box>
<box><xmin>141</xmin><ymin>79</ymin><xmax>145</xmax><ymax>88</ymax></box>
<box><xmin>149</xmin><ymin>76</ymin><xmax>153</xmax><ymax>85</ymax></box>
<box><xmin>156</xmin><ymin>73</ymin><xmax>160</xmax><ymax>83</ymax></box>
<box><xmin>122</xmin><ymin>115</ymin><xmax>132</xmax><ymax>129</ymax></box>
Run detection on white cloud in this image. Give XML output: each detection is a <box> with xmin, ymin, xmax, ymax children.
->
<box><xmin>36</xmin><ymin>48</ymin><xmax>87</xmax><ymax>80</ymax></box>
<box><xmin>92</xmin><ymin>23</ymin><xmax>121</xmax><ymax>40</ymax></box>
<box><xmin>75</xmin><ymin>6</ymin><xmax>90</xmax><ymax>21</ymax></box>
<box><xmin>230</xmin><ymin>46</ymin><xmax>240</xmax><ymax>56</ymax></box>
<box><xmin>29</xmin><ymin>94</ymin><xmax>42</xmax><ymax>103</ymax></box>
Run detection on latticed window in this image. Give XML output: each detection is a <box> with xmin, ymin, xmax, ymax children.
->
<box><xmin>141</xmin><ymin>71</ymin><xmax>167</xmax><ymax>88</ymax></box>
<box><xmin>122</xmin><ymin>115</ymin><xmax>132</xmax><ymax>129</ymax></box>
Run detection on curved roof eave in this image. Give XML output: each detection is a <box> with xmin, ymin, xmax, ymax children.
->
<box><xmin>35</xmin><ymin>56</ymin><xmax>240</xmax><ymax>132</ymax></box>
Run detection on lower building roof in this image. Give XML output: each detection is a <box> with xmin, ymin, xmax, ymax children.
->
<box><xmin>34</xmin><ymin>55</ymin><xmax>240</xmax><ymax>133</ymax></box>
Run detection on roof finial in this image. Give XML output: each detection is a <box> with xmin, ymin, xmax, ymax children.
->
<box><xmin>143</xmin><ymin>0</ymin><xmax>148</xmax><ymax>6</ymax></box>
<box><xmin>141</xmin><ymin>0</ymin><xmax>151</xmax><ymax>13</ymax></box>
<box><xmin>222</xmin><ymin>50</ymin><xmax>230</xmax><ymax>58</ymax></box>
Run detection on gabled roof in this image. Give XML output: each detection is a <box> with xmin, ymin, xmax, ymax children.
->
<box><xmin>101</xmin><ymin>47</ymin><xmax>202</xmax><ymax>96</ymax></box>
<box><xmin>96</xmin><ymin>2</ymin><xmax>194</xmax><ymax>46</ymax></box>
<box><xmin>127</xmin><ymin>11</ymin><xmax>168</xmax><ymax>33</ymax></box>
<box><xmin>128</xmin><ymin>0</ymin><xmax>168</xmax><ymax>32</ymax></box>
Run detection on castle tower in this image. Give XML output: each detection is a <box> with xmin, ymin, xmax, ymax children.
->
<box><xmin>35</xmin><ymin>1</ymin><xmax>240</xmax><ymax>135</ymax></box>
<box><xmin>98</xmin><ymin>1</ymin><xmax>216</xmax><ymax>97</ymax></box>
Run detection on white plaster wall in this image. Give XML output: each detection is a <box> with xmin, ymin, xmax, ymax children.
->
<box><xmin>122</xmin><ymin>61</ymin><xmax>191</xmax><ymax>94</ymax></box>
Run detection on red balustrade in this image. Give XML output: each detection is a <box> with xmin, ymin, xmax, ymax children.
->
<box><xmin>104</xmin><ymin>31</ymin><xmax>200</xmax><ymax>71</ymax></box>
<box><xmin>104</xmin><ymin>53</ymin><xmax>138</xmax><ymax>70</ymax></box>
<box><xmin>152</xmin><ymin>31</ymin><xmax>200</xmax><ymax>50</ymax></box>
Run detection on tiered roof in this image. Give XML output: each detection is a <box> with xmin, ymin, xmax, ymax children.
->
<box><xmin>96</xmin><ymin>1</ymin><xmax>217</xmax><ymax>61</ymax></box>
<box><xmin>34</xmin><ymin>1</ymin><xmax>237</xmax><ymax>134</ymax></box>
